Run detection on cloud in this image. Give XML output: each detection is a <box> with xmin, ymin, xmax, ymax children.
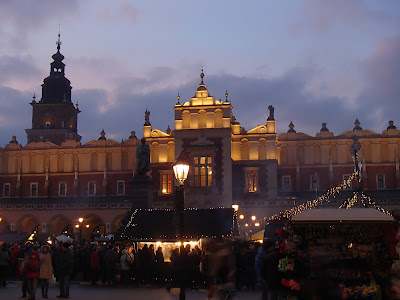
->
<box><xmin>97</xmin><ymin>2</ymin><xmax>140</xmax><ymax>24</ymax></box>
<box><xmin>0</xmin><ymin>55</ymin><xmax>43</xmax><ymax>91</ymax></box>
<box><xmin>0</xmin><ymin>87</ymin><xmax>31</xmax><ymax>145</ymax></box>
<box><xmin>0</xmin><ymin>1</ymin><xmax>79</xmax><ymax>48</ymax></box>
<box><xmin>288</xmin><ymin>0</ymin><xmax>398</xmax><ymax>35</ymax></box>
<box><xmin>357</xmin><ymin>36</ymin><xmax>400</xmax><ymax>131</ymax></box>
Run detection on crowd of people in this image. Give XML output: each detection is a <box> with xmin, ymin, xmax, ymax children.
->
<box><xmin>0</xmin><ymin>238</ymin><xmax>261</xmax><ymax>300</ymax></box>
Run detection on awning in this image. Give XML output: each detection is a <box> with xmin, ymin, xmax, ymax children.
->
<box><xmin>251</xmin><ymin>229</ymin><xmax>264</xmax><ymax>240</ymax></box>
<box><xmin>121</xmin><ymin>208</ymin><xmax>235</xmax><ymax>241</ymax></box>
<box><xmin>0</xmin><ymin>232</ymin><xmax>30</xmax><ymax>243</ymax></box>
<box><xmin>291</xmin><ymin>208</ymin><xmax>394</xmax><ymax>223</ymax></box>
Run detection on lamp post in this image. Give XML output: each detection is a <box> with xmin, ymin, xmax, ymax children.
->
<box><xmin>172</xmin><ymin>151</ymin><xmax>190</xmax><ymax>239</ymax></box>
<box><xmin>172</xmin><ymin>151</ymin><xmax>190</xmax><ymax>300</ymax></box>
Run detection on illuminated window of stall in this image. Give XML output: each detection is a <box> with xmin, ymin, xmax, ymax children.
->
<box><xmin>244</xmin><ymin>167</ymin><xmax>258</xmax><ymax>192</ymax></box>
<box><xmin>193</xmin><ymin>156</ymin><xmax>213</xmax><ymax>187</ymax></box>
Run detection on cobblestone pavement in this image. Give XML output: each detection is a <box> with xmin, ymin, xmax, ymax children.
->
<box><xmin>0</xmin><ymin>282</ymin><xmax>262</xmax><ymax>300</ymax></box>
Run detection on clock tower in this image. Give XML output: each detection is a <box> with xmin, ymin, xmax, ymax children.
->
<box><xmin>26</xmin><ymin>34</ymin><xmax>81</xmax><ymax>146</ymax></box>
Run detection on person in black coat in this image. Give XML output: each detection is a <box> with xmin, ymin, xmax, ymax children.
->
<box><xmin>261</xmin><ymin>240</ymin><xmax>284</xmax><ymax>300</ymax></box>
<box><xmin>54</xmin><ymin>243</ymin><xmax>73</xmax><ymax>298</ymax></box>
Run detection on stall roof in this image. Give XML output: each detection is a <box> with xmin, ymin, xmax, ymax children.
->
<box><xmin>0</xmin><ymin>232</ymin><xmax>30</xmax><ymax>243</ymax></box>
<box><xmin>291</xmin><ymin>208</ymin><xmax>394</xmax><ymax>223</ymax></box>
<box><xmin>121</xmin><ymin>208</ymin><xmax>235</xmax><ymax>241</ymax></box>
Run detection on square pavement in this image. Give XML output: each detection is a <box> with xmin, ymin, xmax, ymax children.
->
<box><xmin>0</xmin><ymin>281</ymin><xmax>262</xmax><ymax>300</ymax></box>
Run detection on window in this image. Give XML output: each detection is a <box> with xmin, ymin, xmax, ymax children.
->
<box><xmin>88</xmin><ymin>182</ymin><xmax>96</xmax><ymax>196</ymax></box>
<box><xmin>3</xmin><ymin>183</ymin><xmax>10</xmax><ymax>197</ymax></box>
<box><xmin>282</xmin><ymin>176</ymin><xmax>291</xmax><ymax>191</ymax></box>
<box><xmin>59</xmin><ymin>182</ymin><xmax>66</xmax><ymax>196</ymax></box>
<box><xmin>193</xmin><ymin>156</ymin><xmax>213</xmax><ymax>187</ymax></box>
<box><xmin>343</xmin><ymin>174</ymin><xmax>352</xmax><ymax>190</ymax></box>
<box><xmin>245</xmin><ymin>169</ymin><xmax>258</xmax><ymax>192</ymax></box>
<box><xmin>117</xmin><ymin>181</ymin><xmax>125</xmax><ymax>195</ymax></box>
<box><xmin>30</xmin><ymin>183</ymin><xmax>38</xmax><ymax>197</ymax></box>
<box><xmin>310</xmin><ymin>174</ymin><xmax>319</xmax><ymax>191</ymax></box>
<box><xmin>377</xmin><ymin>175</ymin><xmax>385</xmax><ymax>189</ymax></box>
<box><xmin>161</xmin><ymin>174</ymin><xmax>172</xmax><ymax>194</ymax></box>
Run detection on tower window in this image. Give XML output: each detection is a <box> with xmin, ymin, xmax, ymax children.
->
<box><xmin>30</xmin><ymin>183</ymin><xmax>38</xmax><ymax>197</ymax></box>
<box><xmin>88</xmin><ymin>182</ymin><xmax>96</xmax><ymax>196</ymax></box>
<box><xmin>310</xmin><ymin>174</ymin><xmax>319</xmax><ymax>191</ymax></box>
<box><xmin>161</xmin><ymin>173</ymin><xmax>172</xmax><ymax>194</ymax></box>
<box><xmin>282</xmin><ymin>176</ymin><xmax>291</xmax><ymax>191</ymax></box>
<box><xmin>193</xmin><ymin>156</ymin><xmax>213</xmax><ymax>187</ymax></box>
<box><xmin>244</xmin><ymin>168</ymin><xmax>258</xmax><ymax>192</ymax></box>
<box><xmin>59</xmin><ymin>182</ymin><xmax>66</xmax><ymax>196</ymax></box>
<box><xmin>377</xmin><ymin>175</ymin><xmax>385</xmax><ymax>189</ymax></box>
<box><xmin>3</xmin><ymin>183</ymin><xmax>10</xmax><ymax>197</ymax></box>
<box><xmin>117</xmin><ymin>181</ymin><xmax>125</xmax><ymax>195</ymax></box>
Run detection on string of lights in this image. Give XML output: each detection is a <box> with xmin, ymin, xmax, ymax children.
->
<box><xmin>361</xmin><ymin>192</ymin><xmax>393</xmax><ymax>216</ymax></box>
<box><xmin>265</xmin><ymin>171</ymin><xmax>358</xmax><ymax>224</ymax></box>
<box><xmin>338</xmin><ymin>192</ymin><xmax>358</xmax><ymax>209</ymax></box>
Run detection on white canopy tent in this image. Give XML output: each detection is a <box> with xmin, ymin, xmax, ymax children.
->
<box><xmin>56</xmin><ymin>234</ymin><xmax>74</xmax><ymax>242</ymax></box>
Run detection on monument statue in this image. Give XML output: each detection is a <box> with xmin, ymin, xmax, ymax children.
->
<box><xmin>136</xmin><ymin>137</ymin><xmax>151</xmax><ymax>176</ymax></box>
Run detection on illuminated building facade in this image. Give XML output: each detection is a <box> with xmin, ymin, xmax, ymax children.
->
<box><xmin>0</xmin><ymin>40</ymin><xmax>399</xmax><ymax>240</ymax></box>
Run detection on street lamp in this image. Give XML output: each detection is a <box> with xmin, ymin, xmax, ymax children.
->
<box><xmin>172</xmin><ymin>150</ymin><xmax>190</xmax><ymax>300</ymax></box>
<box><xmin>172</xmin><ymin>151</ymin><xmax>190</xmax><ymax>233</ymax></box>
<box><xmin>78</xmin><ymin>217</ymin><xmax>83</xmax><ymax>242</ymax></box>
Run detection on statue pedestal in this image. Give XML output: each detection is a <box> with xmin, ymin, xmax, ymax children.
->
<box><xmin>129</xmin><ymin>175</ymin><xmax>153</xmax><ymax>209</ymax></box>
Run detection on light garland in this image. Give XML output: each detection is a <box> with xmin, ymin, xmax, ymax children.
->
<box><xmin>121</xmin><ymin>207</ymin><xmax>236</xmax><ymax>240</ymax></box>
<box><xmin>361</xmin><ymin>192</ymin><xmax>393</xmax><ymax>216</ymax></box>
<box><xmin>338</xmin><ymin>192</ymin><xmax>358</xmax><ymax>209</ymax></box>
<box><xmin>265</xmin><ymin>171</ymin><xmax>358</xmax><ymax>224</ymax></box>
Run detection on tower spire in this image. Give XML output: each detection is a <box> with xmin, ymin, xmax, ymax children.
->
<box><xmin>56</xmin><ymin>25</ymin><xmax>62</xmax><ymax>52</ymax></box>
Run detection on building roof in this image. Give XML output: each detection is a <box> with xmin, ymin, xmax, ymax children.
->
<box><xmin>291</xmin><ymin>208</ymin><xmax>394</xmax><ymax>223</ymax></box>
<box><xmin>0</xmin><ymin>232</ymin><xmax>30</xmax><ymax>243</ymax></box>
<box><xmin>121</xmin><ymin>208</ymin><xmax>235</xmax><ymax>241</ymax></box>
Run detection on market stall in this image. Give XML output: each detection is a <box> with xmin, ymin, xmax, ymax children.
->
<box><xmin>287</xmin><ymin>208</ymin><xmax>395</xmax><ymax>299</ymax></box>
<box><xmin>120</xmin><ymin>207</ymin><xmax>236</xmax><ymax>260</ymax></box>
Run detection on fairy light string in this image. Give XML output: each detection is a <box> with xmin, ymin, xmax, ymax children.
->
<box><xmin>265</xmin><ymin>170</ymin><xmax>393</xmax><ymax>225</ymax></box>
<box><xmin>265</xmin><ymin>171</ymin><xmax>358</xmax><ymax>224</ymax></box>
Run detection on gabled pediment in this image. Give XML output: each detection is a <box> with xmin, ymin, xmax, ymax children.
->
<box><xmin>23</xmin><ymin>141</ymin><xmax>59</xmax><ymax>149</ymax></box>
<box><xmin>247</xmin><ymin>125</ymin><xmax>267</xmax><ymax>134</ymax></box>
<box><xmin>150</xmin><ymin>129</ymin><xmax>170</xmax><ymax>138</ymax></box>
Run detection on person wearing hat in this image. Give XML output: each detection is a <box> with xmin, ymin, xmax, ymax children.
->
<box><xmin>54</xmin><ymin>243</ymin><xmax>73</xmax><ymax>298</ymax></box>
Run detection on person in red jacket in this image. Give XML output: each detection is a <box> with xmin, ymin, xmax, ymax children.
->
<box><xmin>90</xmin><ymin>246</ymin><xmax>100</xmax><ymax>285</ymax></box>
<box><xmin>25</xmin><ymin>250</ymin><xmax>39</xmax><ymax>300</ymax></box>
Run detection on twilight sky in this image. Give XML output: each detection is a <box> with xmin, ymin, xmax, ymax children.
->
<box><xmin>0</xmin><ymin>0</ymin><xmax>399</xmax><ymax>146</ymax></box>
